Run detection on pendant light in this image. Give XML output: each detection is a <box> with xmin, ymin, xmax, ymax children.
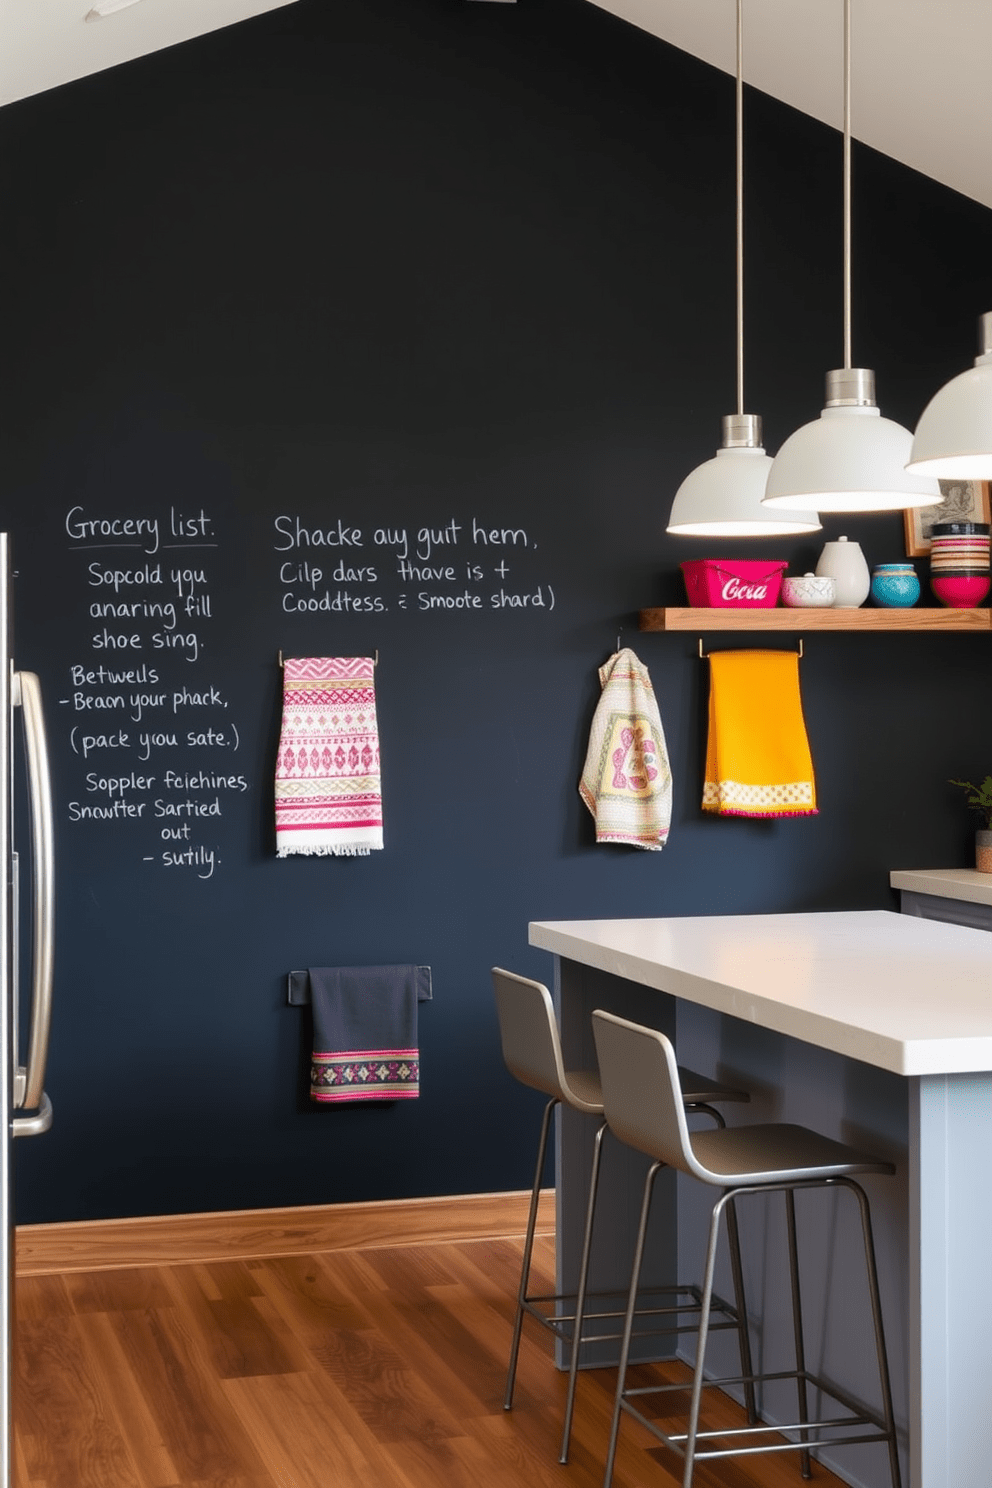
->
<box><xmin>905</xmin><ymin>313</ymin><xmax>992</xmax><ymax>478</ymax></box>
<box><xmin>666</xmin><ymin>0</ymin><xmax>819</xmax><ymax>537</ymax></box>
<box><xmin>761</xmin><ymin>0</ymin><xmax>941</xmax><ymax>515</ymax></box>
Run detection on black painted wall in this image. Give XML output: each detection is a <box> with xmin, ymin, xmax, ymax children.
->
<box><xmin>1</xmin><ymin>0</ymin><xmax>990</xmax><ymax>1224</ymax></box>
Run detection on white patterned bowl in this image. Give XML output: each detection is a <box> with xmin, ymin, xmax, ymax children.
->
<box><xmin>782</xmin><ymin>573</ymin><xmax>836</xmax><ymax>608</ymax></box>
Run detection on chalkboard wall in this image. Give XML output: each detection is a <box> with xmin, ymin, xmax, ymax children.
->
<box><xmin>1</xmin><ymin>0</ymin><xmax>991</xmax><ymax>1223</ymax></box>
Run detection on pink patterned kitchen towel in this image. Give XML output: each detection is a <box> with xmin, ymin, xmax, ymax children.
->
<box><xmin>579</xmin><ymin>648</ymin><xmax>672</xmax><ymax>850</ymax></box>
<box><xmin>275</xmin><ymin>657</ymin><xmax>383</xmax><ymax>856</ymax></box>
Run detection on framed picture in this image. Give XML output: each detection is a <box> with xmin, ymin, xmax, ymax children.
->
<box><xmin>904</xmin><ymin>480</ymin><xmax>992</xmax><ymax>557</ymax></box>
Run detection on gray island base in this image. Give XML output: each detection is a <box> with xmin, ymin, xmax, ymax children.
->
<box><xmin>529</xmin><ymin>911</ymin><xmax>992</xmax><ymax>1488</ymax></box>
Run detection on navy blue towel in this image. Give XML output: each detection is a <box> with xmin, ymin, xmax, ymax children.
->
<box><xmin>288</xmin><ymin>965</ymin><xmax>431</xmax><ymax>1102</ymax></box>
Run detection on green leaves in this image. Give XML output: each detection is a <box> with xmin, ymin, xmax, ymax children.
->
<box><xmin>949</xmin><ymin>776</ymin><xmax>992</xmax><ymax>829</ymax></box>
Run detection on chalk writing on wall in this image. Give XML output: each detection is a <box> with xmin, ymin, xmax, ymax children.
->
<box><xmin>59</xmin><ymin>505</ymin><xmax>241</xmax><ymax>879</ymax></box>
<box><xmin>273</xmin><ymin>516</ymin><xmax>555</xmax><ymax>614</ymax></box>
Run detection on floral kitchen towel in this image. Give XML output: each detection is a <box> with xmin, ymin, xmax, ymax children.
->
<box><xmin>275</xmin><ymin>656</ymin><xmax>383</xmax><ymax>856</ymax></box>
<box><xmin>579</xmin><ymin>648</ymin><xmax>672</xmax><ymax>850</ymax></box>
<box><xmin>702</xmin><ymin>648</ymin><xmax>817</xmax><ymax>817</ymax></box>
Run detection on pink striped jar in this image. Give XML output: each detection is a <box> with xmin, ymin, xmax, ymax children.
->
<box><xmin>930</xmin><ymin>521</ymin><xmax>990</xmax><ymax>608</ymax></box>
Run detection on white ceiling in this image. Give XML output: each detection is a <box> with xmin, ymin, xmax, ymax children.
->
<box><xmin>0</xmin><ymin>0</ymin><xmax>297</xmax><ymax>107</ymax></box>
<box><xmin>588</xmin><ymin>1</ymin><xmax>992</xmax><ymax>211</ymax></box>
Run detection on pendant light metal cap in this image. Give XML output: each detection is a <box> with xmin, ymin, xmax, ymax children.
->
<box><xmin>906</xmin><ymin>314</ymin><xmax>992</xmax><ymax>478</ymax></box>
<box><xmin>667</xmin><ymin>427</ymin><xmax>820</xmax><ymax>536</ymax></box>
<box><xmin>825</xmin><ymin>367</ymin><xmax>876</xmax><ymax>407</ymax></box>
<box><xmin>762</xmin><ymin>370</ymin><xmax>942</xmax><ymax>513</ymax></box>
<box><xmin>722</xmin><ymin>412</ymin><xmax>763</xmax><ymax>448</ymax></box>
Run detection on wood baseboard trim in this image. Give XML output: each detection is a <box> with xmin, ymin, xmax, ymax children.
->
<box><xmin>15</xmin><ymin>1188</ymin><xmax>555</xmax><ymax>1276</ymax></box>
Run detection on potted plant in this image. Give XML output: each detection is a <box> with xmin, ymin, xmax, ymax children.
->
<box><xmin>949</xmin><ymin>776</ymin><xmax>992</xmax><ymax>872</ymax></box>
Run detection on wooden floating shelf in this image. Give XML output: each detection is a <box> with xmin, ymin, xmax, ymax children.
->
<box><xmin>639</xmin><ymin>607</ymin><xmax>992</xmax><ymax>633</ymax></box>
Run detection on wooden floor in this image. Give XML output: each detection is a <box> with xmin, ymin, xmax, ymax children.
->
<box><xmin>14</xmin><ymin>1230</ymin><xmax>849</xmax><ymax>1488</ymax></box>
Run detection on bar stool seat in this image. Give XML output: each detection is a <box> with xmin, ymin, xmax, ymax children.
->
<box><xmin>491</xmin><ymin>968</ymin><xmax>752</xmax><ymax>1463</ymax></box>
<box><xmin>591</xmin><ymin>1007</ymin><xmax>901</xmax><ymax>1488</ymax></box>
<box><xmin>690</xmin><ymin>1121</ymin><xmax>889</xmax><ymax>1180</ymax></box>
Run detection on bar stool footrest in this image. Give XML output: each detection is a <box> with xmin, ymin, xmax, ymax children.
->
<box><xmin>520</xmin><ymin>1280</ymin><xmax>742</xmax><ymax>1352</ymax></box>
<box><xmin>618</xmin><ymin>1368</ymin><xmax>897</xmax><ymax>1467</ymax></box>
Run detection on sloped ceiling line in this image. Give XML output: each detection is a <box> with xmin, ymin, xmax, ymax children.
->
<box><xmin>588</xmin><ymin>0</ymin><xmax>992</xmax><ymax>211</ymax></box>
<box><xmin>1</xmin><ymin>0</ymin><xmax>989</xmax><ymax>212</ymax></box>
<box><xmin>0</xmin><ymin>0</ymin><xmax>298</xmax><ymax>107</ymax></box>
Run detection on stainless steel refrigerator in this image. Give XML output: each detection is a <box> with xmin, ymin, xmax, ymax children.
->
<box><xmin>0</xmin><ymin>533</ymin><xmax>55</xmax><ymax>1486</ymax></box>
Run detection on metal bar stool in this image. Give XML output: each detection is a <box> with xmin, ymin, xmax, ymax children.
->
<box><xmin>591</xmin><ymin>1008</ymin><xmax>901</xmax><ymax>1488</ymax></box>
<box><xmin>491</xmin><ymin>968</ymin><xmax>752</xmax><ymax>1463</ymax></box>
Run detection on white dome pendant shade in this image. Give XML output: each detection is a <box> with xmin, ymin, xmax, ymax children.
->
<box><xmin>906</xmin><ymin>312</ymin><xmax>992</xmax><ymax>479</ymax></box>
<box><xmin>668</xmin><ymin>414</ymin><xmax>820</xmax><ymax>534</ymax></box>
<box><xmin>762</xmin><ymin>368</ymin><xmax>942</xmax><ymax>513</ymax></box>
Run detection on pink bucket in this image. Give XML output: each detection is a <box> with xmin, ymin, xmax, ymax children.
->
<box><xmin>681</xmin><ymin>559</ymin><xmax>787</xmax><ymax>608</ymax></box>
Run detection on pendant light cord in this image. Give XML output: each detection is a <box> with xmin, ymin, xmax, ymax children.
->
<box><xmin>736</xmin><ymin>0</ymin><xmax>745</xmax><ymax>415</ymax></box>
<box><xmin>843</xmin><ymin>0</ymin><xmax>852</xmax><ymax>370</ymax></box>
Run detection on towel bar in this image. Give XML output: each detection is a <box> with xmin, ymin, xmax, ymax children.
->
<box><xmin>287</xmin><ymin>967</ymin><xmax>432</xmax><ymax>1004</ymax></box>
<box><xmin>278</xmin><ymin>650</ymin><xmax>379</xmax><ymax>668</ymax></box>
<box><xmin>699</xmin><ymin>637</ymin><xmax>804</xmax><ymax>659</ymax></box>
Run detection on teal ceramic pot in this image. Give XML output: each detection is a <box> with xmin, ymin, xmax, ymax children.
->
<box><xmin>870</xmin><ymin>563</ymin><xmax>920</xmax><ymax>607</ymax></box>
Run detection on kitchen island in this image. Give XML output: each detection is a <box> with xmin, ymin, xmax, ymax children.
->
<box><xmin>529</xmin><ymin>911</ymin><xmax>992</xmax><ymax>1488</ymax></box>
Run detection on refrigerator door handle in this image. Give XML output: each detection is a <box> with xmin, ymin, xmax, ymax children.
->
<box><xmin>10</xmin><ymin>670</ymin><xmax>54</xmax><ymax>1129</ymax></box>
<box><xmin>12</xmin><ymin>1092</ymin><xmax>52</xmax><ymax>1138</ymax></box>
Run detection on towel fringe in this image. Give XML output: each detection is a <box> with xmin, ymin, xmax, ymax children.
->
<box><xmin>592</xmin><ymin>832</ymin><xmax>668</xmax><ymax>850</ymax></box>
<box><xmin>277</xmin><ymin>845</ymin><xmax>372</xmax><ymax>857</ymax></box>
<box><xmin>706</xmin><ymin>807</ymin><xmax>819</xmax><ymax>819</ymax></box>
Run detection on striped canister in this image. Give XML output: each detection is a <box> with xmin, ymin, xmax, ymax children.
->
<box><xmin>930</xmin><ymin>521</ymin><xmax>991</xmax><ymax>607</ymax></box>
<box><xmin>929</xmin><ymin>521</ymin><xmax>990</xmax><ymax>571</ymax></box>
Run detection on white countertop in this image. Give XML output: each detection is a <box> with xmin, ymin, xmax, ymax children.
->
<box><xmin>529</xmin><ymin>911</ymin><xmax>992</xmax><ymax>1077</ymax></box>
<box><xmin>890</xmin><ymin>867</ymin><xmax>992</xmax><ymax>907</ymax></box>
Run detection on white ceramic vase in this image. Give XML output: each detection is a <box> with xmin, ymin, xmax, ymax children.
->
<box><xmin>815</xmin><ymin>535</ymin><xmax>870</xmax><ymax>608</ymax></box>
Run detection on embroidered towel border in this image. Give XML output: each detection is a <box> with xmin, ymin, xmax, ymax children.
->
<box><xmin>311</xmin><ymin>1046</ymin><xmax>420</xmax><ymax>1102</ymax></box>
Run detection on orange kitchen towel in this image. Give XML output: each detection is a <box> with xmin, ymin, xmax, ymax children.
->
<box><xmin>702</xmin><ymin>649</ymin><xmax>817</xmax><ymax>817</ymax></box>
